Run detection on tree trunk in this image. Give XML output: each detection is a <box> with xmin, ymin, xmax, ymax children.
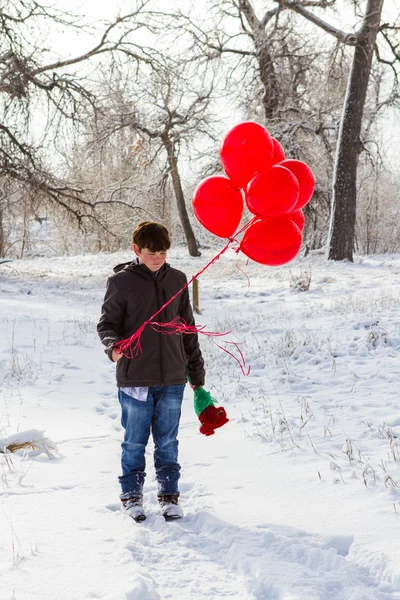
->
<box><xmin>258</xmin><ymin>39</ymin><xmax>280</xmax><ymax>120</ymax></box>
<box><xmin>328</xmin><ymin>0</ymin><xmax>384</xmax><ymax>261</ymax></box>
<box><xmin>239</xmin><ymin>0</ymin><xmax>280</xmax><ymax>120</ymax></box>
<box><xmin>162</xmin><ymin>134</ymin><xmax>201</xmax><ymax>257</ymax></box>
<box><xmin>0</xmin><ymin>207</ymin><xmax>4</xmax><ymax>258</ymax></box>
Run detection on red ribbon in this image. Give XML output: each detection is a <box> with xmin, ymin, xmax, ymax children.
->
<box><xmin>114</xmin><ymin>218</ymin><xmax>257</xmax><ymax>376</ymax></box>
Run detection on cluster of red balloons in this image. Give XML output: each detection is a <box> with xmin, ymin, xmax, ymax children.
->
<box><xmin>192</xmin><ymin>121</ymin><xmax>315</xmax><ymax>266</ymax></box>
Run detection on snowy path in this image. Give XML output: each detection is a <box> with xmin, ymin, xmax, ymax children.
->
<box><xmin>1</xmin><ymin>252</ymin><xmax>400</xmax><ymax>599</ymax></box>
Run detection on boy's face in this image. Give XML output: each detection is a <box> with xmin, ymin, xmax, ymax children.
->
<box><xmin>133</xmin><ymin>244</ymin><xmax>167</xmax><ymax>272</ymax></box>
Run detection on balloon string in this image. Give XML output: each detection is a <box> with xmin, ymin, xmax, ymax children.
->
<box><xmin>235</xmin><ymin>260</ymin><xmax>251</xmax><ymax>287</ymax></box>
<box><xmin>117</xmin><ymin>318</ymin><xmax>250</xmax><ymax>376</ymax></box>
<box><xmin>114</xmin><ymin>216</ymin><xmax>257</xmax><ymax>373</ymax></box>
<box><xmin>214</xmin><ymin>340</ymin><xmax>250</xmax><ymax>376</ymax></box>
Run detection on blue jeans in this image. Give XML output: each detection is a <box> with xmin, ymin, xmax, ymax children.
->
<box><xmin>118</xmin><ymin>385</ymin><xmax>185</xmax><ymax>497</ymax></box>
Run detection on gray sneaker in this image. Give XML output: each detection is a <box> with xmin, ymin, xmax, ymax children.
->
<box><xmin>121</xmin><ymin>495</ymin><xmax>146</xmax><ymax>523</ymax></box>
<box><xmin>158</xmin><ymin>494</ymin><xmax>183</xmax><ymax>521</ymax></box>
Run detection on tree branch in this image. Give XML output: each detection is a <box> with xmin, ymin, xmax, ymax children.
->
<box><xmin>31</xmin><ymin>10</ymin><xmax>152</xmax><ymax>75</ymax></box>
<box><xmin>261</xmin><ymin>7</ymin><xmax>280</xmax><ymax>29</ymax></box>
<box><xmin>277</xmin><ymin>0</ymin><xmax>358</xmax><ymax>45</ymax></box>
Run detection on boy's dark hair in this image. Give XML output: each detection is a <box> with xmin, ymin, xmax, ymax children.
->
<box><xmin>132</xmin><ymin>221</ymin><xmax>171</xmax><ymax>252</ymax></box>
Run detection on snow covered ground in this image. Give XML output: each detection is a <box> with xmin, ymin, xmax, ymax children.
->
<box><xmin>1</xmin><ymin>247</ymin><xmax>400</xmax><ymax>600</ymax></box>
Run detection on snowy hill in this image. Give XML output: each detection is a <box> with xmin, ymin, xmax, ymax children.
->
<box><xmin>1</xmin><ymin>249</ymin><xmax>400</xmax><ymax>600</ymax></box>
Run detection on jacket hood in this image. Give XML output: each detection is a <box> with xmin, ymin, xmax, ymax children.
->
<box><xmin>113</xmin><ymin>260</ymin><xmax>170</xmax><ymax>275</ymax></box>
<box><xmin>113</xmin><ymin>261</ymin><xmax>134</xmax><ymax>273</ymax></box>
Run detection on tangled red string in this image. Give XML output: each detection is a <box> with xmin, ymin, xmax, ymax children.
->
<box><xmin>114</xmin><ymin>218</ymin><xmax>257</xmax><ymax>376</ymax></box>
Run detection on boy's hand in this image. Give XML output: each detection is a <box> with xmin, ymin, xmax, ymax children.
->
<box><xmin>190</xmin><ymin>384</ymin><xmax>200</xmax><ymax>391</ymax></box>
<box><xmin>112</xmin><ymin>348</ymin><xmax>123</xmax><ymax>362</ymax></box>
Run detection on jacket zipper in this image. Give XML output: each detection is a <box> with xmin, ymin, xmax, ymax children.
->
<box><xmin>155</xmin><ymin>278</ymin><xmax>164</xmax><ymax>385</ymax></box>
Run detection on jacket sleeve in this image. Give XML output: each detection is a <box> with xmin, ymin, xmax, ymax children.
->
<box><xmin>179</xmin><ymin>283</ymin><xmax>205</xmax><ymax>387</ymax></box>
<box><xmin>97</xmin><ymin>277</ymin><xmax>126</xmax><ymax>361</ymax></box>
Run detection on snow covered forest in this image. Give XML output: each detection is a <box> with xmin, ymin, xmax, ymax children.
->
<box><xmin>1</xmin><ymin>1</ymin><xmax>400</xmax><ymax>599</ymax></box>
<box><xmin>0</xmin><ymin>0</ymin><xmax>399</xmax><ymax>261</ymax></box>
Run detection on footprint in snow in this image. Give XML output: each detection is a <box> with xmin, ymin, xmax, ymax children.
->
<box><xmin>95</xmin><ymin>404</ymin><xmax>119</xmax><ymax>420</ymax></box>
<box><xmin>125</xmin><ymin>575</ymin><xmax>160</xmax><ymax>600</ymax></box>
<box><xmin>105</xmin><ymin>503</ymin><xmax>121</xmax><ymax>512</ymax></box>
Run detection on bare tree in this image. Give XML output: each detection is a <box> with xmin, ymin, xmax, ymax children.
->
<box><xmin>0</xmin><ymin>0</ymin><xmax>159</xmax><ymax>234</ymax></box>
<box><xmin>180</xmin><ymin>0</ymin><xmax>400</xmax><ymax>259</ymax></box>
<box><xmin>278</xmin><ymin>0</ymin><xmax>400</xmax><ymax>261</ymax></box>
<box><xmin>62</xmin><ymin>78</ymin><xmax>171</xmax><ymax>254</ymax></box>
<box><xmin>181</xmin><ymin>0</ymin><xmax>350</xmax><ymax>249</ymax></box>
<box><xmin>90</xmin><ymin>57</ymin><xmax>217</xmax><ymax>256</ymax></box>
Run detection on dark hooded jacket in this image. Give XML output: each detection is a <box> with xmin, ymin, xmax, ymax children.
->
<box><xmin>97</xmin><ymin>260</ymin><xmax>205</xmax><ymax>388</ymax></box>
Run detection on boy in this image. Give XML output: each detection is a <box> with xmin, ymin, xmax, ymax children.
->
<box><xmin>97</xmin><ymin>222</ymin><xmax>205</xmax><ymax>522</ymax></box>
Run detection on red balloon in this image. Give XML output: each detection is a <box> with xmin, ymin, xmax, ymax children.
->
<box><xmin>271</xmin><ymin>138</ymin><xmax>285</xmax><ymax>164</ymax></box>
<box><xmin>288</xmin><ymin>209</ymin><xmax>305</xmax><ymax>232</ymax></box>
<box><xmin>220</xmin><ymin>122</ymin><xmax>273</xmax><ymax>189</ymax></box>
<box><xmin>279</xmin><ymin>159</ymin><xmax>315</xmax><ymax>210</ymax></box>
<box><xmin>240</xmin><ymin>217</ymin><xmax>302</xmax><ymax>266</ymax></box>
<box><xmin>246</xmin><ymin>165</ymin><xmax>299</xmax><ymax>219</ymax></box>
<box><xmin>192</xmin><ymin>176</ymin><xmax>243</xmax><ymax>238</ymax></box>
